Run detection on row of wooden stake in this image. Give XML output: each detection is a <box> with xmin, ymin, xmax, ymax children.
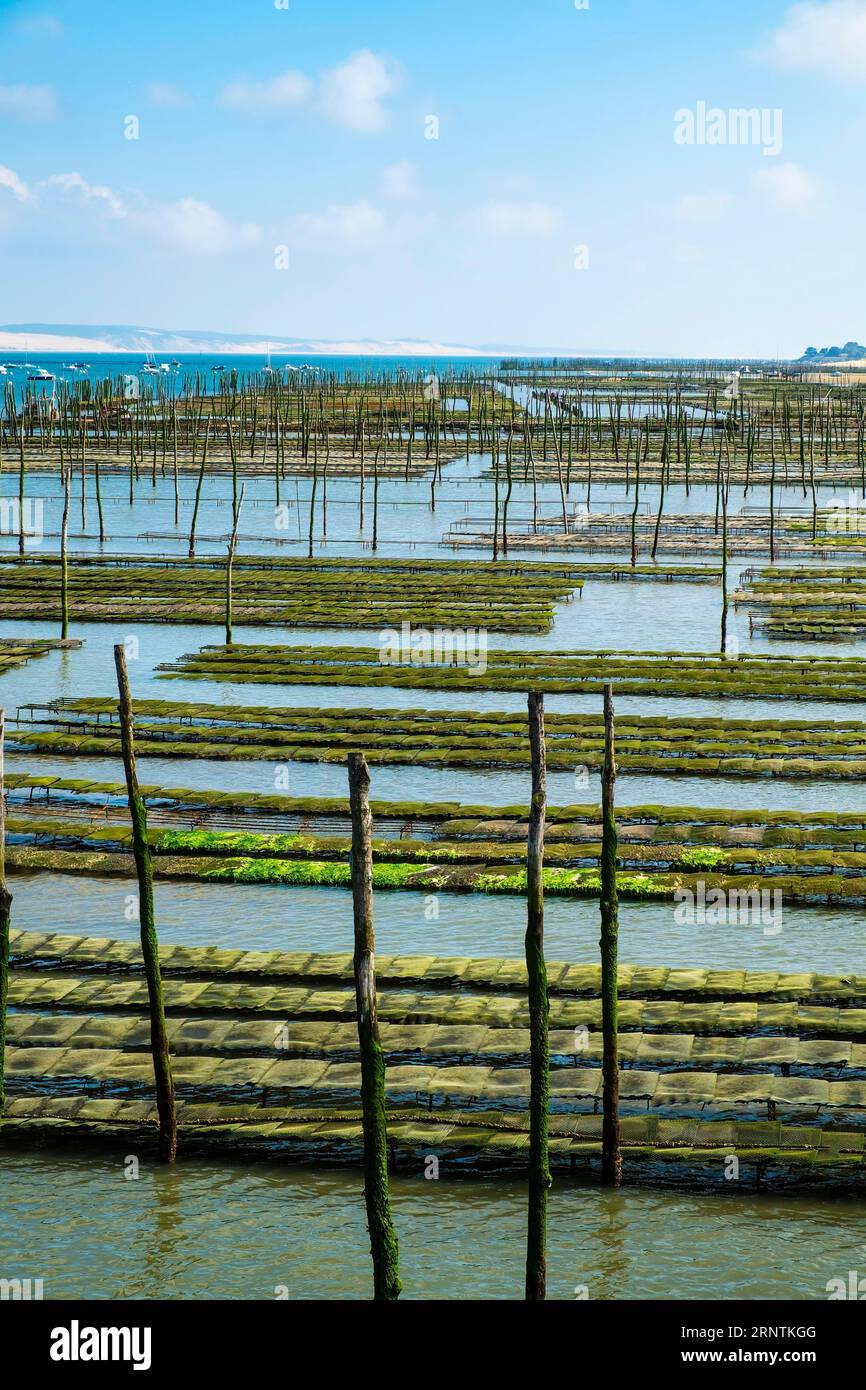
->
<box><xmin>0</xmin><ymin>665</ymin><xmax>622</xmax><ymax>1303</ymax></box>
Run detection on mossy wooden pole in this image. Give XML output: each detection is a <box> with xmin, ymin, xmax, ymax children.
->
<box><xmin>347</xmin><ymin>751</ymin><xmax>401</xmax><ymax>1301</ymax></box>
<box><xmin>114</xmin><ymin>645</ymin><xmax>177</xmax><ymax>1162</ymax></box>
<box><xmin>172</xmin><ymin>402</ymin><xmax>180</xmax><ymax>527</ymax></box>
<box><xmin>525</xmin><ymin>690</ymin><xmax>550</xmax><ymax>1300</ymax></box>
<box><xmin>94</xmin><ymin>451</ymin><xmax>105</xmax><ymax>544</ymax></box>
<box><xmin>60</xmin><ymin>470</ymin><xmax>70</xmax><ymax>640</ymax></box>
<box><xmin>630</xmin><ymin>445</ymin><xmax>641</xmax><ymax>567</ymax></box>
<box><xmin>0</xmin><ymin>711</ymin><xmax>12</xmax><ymax>1110</ymax></box>
<box><xmin>226</xmin><ymin>484</ymin><xmax>245</xmax><ymax>647</ymax></box>
<box><xmin>308</xmin><ymin>432</ymin><xmax>318</xmax><ymax>560</ymax></box>
<box><xmin>17</xmin><ymin>428</ymin><xmax>25</xmax><ymax>556</ymax></box>
<box><xmin>600</xmin><ymin>681</ymin><xmax>621</xmax><ymax>1186</ymax></box>
<box><xmin>188</xmin><ymin>420</ymin><xmax>210</xmax><ymax>559</ymax></box>
<box><xmin>720</xmin><ymin>463</ymin><xmax>729</xmax><ymax>656</ymax></box>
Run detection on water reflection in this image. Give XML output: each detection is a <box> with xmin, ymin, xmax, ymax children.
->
<box><xmin>10</xmin><ymin>874</ymin><xmax>866</xmax><ymax>975</ymax></box>
<box><xmin>1</xmin><ymin>1146</ymin><xmax>864</xmax><ymax>1300</ymax></box>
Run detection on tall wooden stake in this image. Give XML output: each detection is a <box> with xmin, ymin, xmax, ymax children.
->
<box><xmin>60</xmin><ymin>470</ymin><xmax>70</xmax><ymax>640</ymax></box>
<box><xmin>720</xmin><ymin>464</ymin><xmax>729</xmax><ymax>656</ymax></box>
<box><xmin>0</xmin><ymin>712</ymin><xmax>11</xmax><ymax>1110</ymax></box>
<box><xmin>347</xmin><ymin>752</ymin><xmax>401</xmax><ymax>1301</ymax></box>
<box><xmin>525</xmin><ymin>691</ymin><xmax>550</xmax><ymax>1300</ymax></box>
<box><xmin>600</xmin><ymin>681</ymin><xmax>621</xmax><ymax>1186</ymax></box>
<box><xmin>114</xmin><ymin>645</ymin><xmax>177</xmax><ymax>1161</ymax></box>
<box><xmin>188</xmin><ymin>420</ymin><xmax>210</xmax><ymax>559</ymax></box>
<box><xmin>17</xmin><ymin>430</ymin><xmax>25</xmax><ymax>557</ymax></box>
<box><xmin>226</xmin><ymin>484</ymin><xmax>245</xmax><ymax>646</ymax></box>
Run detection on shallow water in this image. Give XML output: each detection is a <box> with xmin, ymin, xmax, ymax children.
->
<box><xmin>9</xmin><ymin>749</ymin><xmax>863</xmax><ymax>816</ymax></box>
<box><xmin>3</xmin><ymin>455</ymin><xmax>866</xmax><ymax>1300</ymax></box>
<box><xmin>10</xmin><ymin>876</ymin><xmax>863</xmax><ymax>975</ymax></box>
<box><xmin>1</xmin><ymin>1146</ymin><xmax>864</xmax><ymax>1300</ymax></box>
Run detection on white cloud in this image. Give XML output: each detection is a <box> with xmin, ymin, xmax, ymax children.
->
<box><xmin>756</xmin><ymin>0</ymin><xmax>866</xmax><ymax>80</ymax></box>
<box><xmin>0</xmin><ymin>84</ymin><xmax>56</xmax><ymax>121</ymax></box>
<box><xmin>476</xmin><ymin>201</ymin><xmax>562</xmax><ymax>237</ymax></box>
<box><xmin>217</xmin><ymin>51</ymin><xmax>397</xmax><ymax>132</ymax></box>
<box><xmin>674</xmin><ymin>191</ymin><xmax>734</xmax><ymax>223</ymax></box>
<box><xmin>144</xmin><ymin>198</ymin><xmax>261</xmax><ymax>253</ymax></box>
<box><xmin>218</xmin><ymin>70</ymin><xmax>312</xmax><ymax>115</ymax></box>
<box><xmin>0</xmin><ymin>164</ymin><xmax>29</xmax><ymax>202</ymax></box>
<box><xmin>320</xmin><ymin>50</ymin><xmax>397</xmax><ymax>132</ymax></box>
<box><xmin>752</xmin><ymin>161</ymin><xmax>823</xmax><ymax>211</ymax></box>
<box><xmin>47</xmin><ymin>172</ymin><xmax>127</xmax><ymax>217</ymax></box>
<box><xmin>381</xmin><ymin>160</ymin><xmax>418</xmax><ymax>199</ymax></box>
<box><xmin>147</xmin><ymin>83</ymin><xmax>193</xmax><ymax>109</ymax></box>
<box><xmin>292</xmin><ymin>200</ymin><xmax>386</xmax><ymax>245</ymax></box>
<box><xmin>44</xmin><ymin>171</ymin><xmax>260</xmax><ymax>253</ymax></box>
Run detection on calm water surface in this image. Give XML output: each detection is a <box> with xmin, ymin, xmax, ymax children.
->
<box><xmin>2</xmin><ymin>458</ymin><xmax>865</xmax><ymax>1300</ymax></box>
<box><xmin>1</xmin><ymin>1147</ymin><xmax>864</xmax><ymax>1300</ymax></box>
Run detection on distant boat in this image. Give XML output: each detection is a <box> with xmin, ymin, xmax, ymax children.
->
<box><xmin>29</xmin><ymin>368</ymin><xmax>54</xmax><ymax>381</ymax></box>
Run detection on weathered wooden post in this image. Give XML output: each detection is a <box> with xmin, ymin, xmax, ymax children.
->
<box><xmin>17</xmin><ymin>427</ymin><xmax>25</xmax><ymax>557</ymax></box>
<box><xmin>0</xmin><ymin>712</ymin><xmax>12</xmax><ymax>1110</ymax></box>
<box><xmin>600</xmin><ymin>682</ymin><xmax>621</xmax><ymax>1185</ymax></box>
<box><xmin>225</xmin><ymin>484</ymin><xmax>245</xmax><ymax>647</ymax></box>
<box><xmin>720</xmin><ymin>464</ymin><xmax>729</xmax><ymax>656</ymax></box>
<box><xmin>114</xmin><ymin>645</ymin><xmax>177</xmax><ymax>1161</ymax></box>
<box><xmin>525</xmin><ymin>691</ymin><xmax>550</xmax><ymax>1300</ymax></box>
<box><xmin>308</xmin><ymin>433</ymin><xmax>319</xmax><ymax>560</ymax></box>
<box><xmin>347</xmin><ymin>752</ymin><xmax>401</xmax><ymax>1301</ymax></box>
<box><xmin>188</xmin><ymin>419</ymin><xmax>210</xmax><ymax>559</ymax></box>
<box><xmin>60</xmin><ymin>470</ymin><xmax>70</xmax><ymax>640</ymax></box>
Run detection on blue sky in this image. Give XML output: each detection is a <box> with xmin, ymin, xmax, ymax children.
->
<box><xmin>1</xmin><ymin>0</ymin><xmax>865</xmax><ymax>355</ymax></box>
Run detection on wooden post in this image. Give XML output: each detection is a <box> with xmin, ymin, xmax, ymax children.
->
<box><xmin>525</xmin><ymin>691</ymin><xmax>550</xmax><ymax>1300</ymax></box>
<box><xmin>308</xmin><ymin>433</ymin><xmax>318</xmax><ymax>560</ymax></box>
<box><xmin>226</xmin><ymin>484</ymin><xmax>245</xmax><ymax>646</ymax></box>
<box><xmin>502</xmin><ymin>429</ymin><xmax>513</xmax><ymax>558</ymax></box>
<box><xmin>94</xmin><ymin>451</ymin><xmax>105</xmax><ymax>543</ymax></box>
<box><xmin>18</xmin><ymin>428</ymin><xmax>25</xmax><ymax>557</ymax></box>
<box><xmin>188</xmin><ymin>420</ymin><xmax>210</xmax><ymax>559</ymax></box>
<box><xmin>347</xmin><ymin>752</ymin><xmax>401</xmax><ymax>1301</ymax></box>
<box><xmin>720</xmin><ymin>463</ymin><xmax>729</xmax><ymax>656</ymax></box>
<box><xmin>600</xmin><ymin>682</ymin><xmax>621</xmax><ymax>1186</ymax></box>
<box><xmin>172</xmin><ymin>402</ymin><xmax>180</xmax><ymax>527</ymax></box>
<box><xmin>60</xmin><ymin>470</ymin><xmax>70</xmax><ymax>640</ymax></box>
<box><xmin>630</xmin><ymin>447</ymin><xmax>641</xmax><ymax>567</ymax></box>
<box><xmin>769</xmin><ymin>416</ymin><xmax>777</xmax><ymax>560</ymax></box>
<box><xmin>0</xmin><ymin>712</ymin><xmax>12</xmax><ymax>1109</ymax></box>
<box><xmin>114</xmin><ymin>645</ymin><xmax>177</xmax><ymax>1161</ymax></box>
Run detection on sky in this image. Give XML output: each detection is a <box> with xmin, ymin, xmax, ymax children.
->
<box><xmin>1</xmin><ymin>0</ymin><xmax>866</xmax><ymax>356</ymax></box>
